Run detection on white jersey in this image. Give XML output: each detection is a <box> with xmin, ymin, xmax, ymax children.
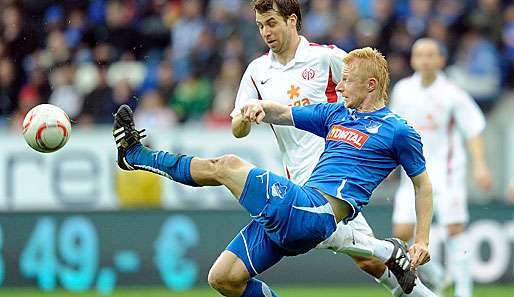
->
<box><xmin>390</xmin><ymin>73</ymin><xmax>485</xmax><ymax>191</ymax></box>
<box><xmin>231</xmin><ymin>36</ymin><xmax>346</xmax><ymax>185</ymax></box>
<box><xmin>390</xmin><ymin>73</ymin><xmax>486</xmax><ymax>225</ymax></box>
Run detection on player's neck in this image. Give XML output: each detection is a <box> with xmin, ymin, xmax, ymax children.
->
<box><xmin>420</xmin><ymin>72</ymin><xmax>437</xmax><ymax>87</ymax></box>
<box><xmin>356</xmin><ymin>97</ymin><xmax>385</xmax><ymax>113</ymax></box>
<box><xmin>274</xmin><ymin>35</ymin><xmax>301</xmax><ymax>65</ymax></box>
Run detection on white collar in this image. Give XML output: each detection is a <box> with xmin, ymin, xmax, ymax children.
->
<box><xmin>412</xmin><ymin>71</ymin><xmax>446</xmax><ymax>88</ymax></box>
<box><xmin>267</xmin><ymin>36</ymin><xmax>310</xmax><ymax>68</ymax></box>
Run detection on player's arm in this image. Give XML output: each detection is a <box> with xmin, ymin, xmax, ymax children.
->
<box><xmin>454</xmin><ymin>87</ymin><xmax>492</xmax><ymax>190</ymax></box>
<box><xmin>466</xmin><ymin>134</ymin><xmax>492</xmax><ymax>190</ymax></box>
<box><xmin>393</xmin><ymin>123</ymin><xmax>431</xmax><ymax>268</ymax></box>
<box><xmin>242</xmin><ymin>100</ymin><xmax>336</xmax><ymax>138</ymax></box>
<box><xmin>409</xmin><ymin>171</ymin><xmax>433</xmax><ymax>268</ymax></box>
<box><xmin>241</xmin><ymin>100</ymin><xmax>293</xmax><ymax>125</ymax></box>
<box><xmin>230</xmin><ymin>62</ymin><xmax>259</xmax><ymax>138</ymax></box>
<box><xmin>231</xmin><ymin>114</ymin><xmax>251</xmax><ymax>138</ymax></box>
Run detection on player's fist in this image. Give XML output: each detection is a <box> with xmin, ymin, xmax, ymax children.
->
<box><xmin>506</xmin><ymin>182</ymin><xmax>514</xmax><ymax>204</ymax></box>
<box><xmin>408</xmin><ymin>242</ymin><xmax>430</xmax><ymax>270</ymax></box>
<box><xmin>473</xmin><ymin>164</ymin><xmax>492</xmax><ymax>191</ymax></box>
<box><xmin>241</xmin><ymin>99</ymin><xmax>266</xmax><ymax>124</ymax></box>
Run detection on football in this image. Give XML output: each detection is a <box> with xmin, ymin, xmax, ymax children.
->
<box><xmin>22</xmin><ymin>104</ymin><xmax>71</xmax><ymax>153</ymax></box>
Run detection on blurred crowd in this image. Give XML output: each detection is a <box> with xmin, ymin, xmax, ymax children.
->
<box><xmin>0</xmin><ymin>0</ymin><xmax>513</xmax><ymax>131</ymax></box>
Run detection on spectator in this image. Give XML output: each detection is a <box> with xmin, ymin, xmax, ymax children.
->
<box><xmin>467</xmin><ymin>0</ymin><xmax>503</xmax><ymax>44</ymax></box>
<box><xmin>404</xmin><ymin>0</ymin><xmax>433</xmax><ymax>38</ymax></box>
<box><xmin>79</xmin><ymin>65</ymin><xmax>115</xmax><ymax>126</ymax></box>
<box><xmin>0</xmin><ymin>0</ymin><xmax>513</xmax><ymax>126</ymax></box>
<box><xmin>171</xmin><ymin>70</ymin><xmax>213</xmax><ymax>123</ymax></box>
<box><xmin>205</xmin><ymin>58</ymin><xmax>242</xmax><ymax>127</ymax></box>
<box><xmin>0</xmin><ymin>58</ymin><xmax>18</xmax><ymax>117</ymax></box>
<box><xmin>48</xmin><ymin>63</ymin><xmax>83</xmax><ymax>119</ymax></box>
<box><xmin>303</xmin><ymin>0</ymin><xmax>336</xmax><ymax>42</ymax></box>
<box><xmin>447</xmin><ymin>29</ymin><xmax>501</xmax><ymax>112</ymax></box>
<box><xmin>170</xmin><ymin>0</ymin><xmax>205</xmax><ymax>80</ymax></box>
<box><xmin>501</xmin><ymin>4</ymin><xmax>514</xmax><ymax>87</ymax></box>
<box><xmin>138</xmin><ymin>0</ymin><xmax>171</xmax><ymax>55</ymax></box>
<box><xmin>9</xmin><ymin>85</ymin><xmax>40</xmax><ymax>132</ymax></box>
<box><xmin>155</xmin><ymin>61</ymin><xmax>177</xmax><ymax>104</ymax></box>
<box><xmin>113</xmin><ymin>79</ymin><xmax>138</xmax><ymax>112</ymax></box>
<box><xmin>134</xmin><ymin>89</ymin><xmax>177</xmax><ymax>130</ymax></box>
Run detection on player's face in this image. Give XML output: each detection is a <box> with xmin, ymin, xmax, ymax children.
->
<box><xmin>411</xmin><ymin>41</ymin><xmax>445</xmax><ymax>76</ymax></box>
<box><xmin>337</xmin><ymin>64</ymin><xmax>369</xmax><ymax>109</ymax></box>
<box><xmin>256</xmin><ymin>10</ymin><xmax>293</xmax><ymax>54</ymax></box>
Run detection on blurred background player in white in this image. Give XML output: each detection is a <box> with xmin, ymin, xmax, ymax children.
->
<box><xmin>227</xmin><ymin>1</ymin><xmax>435</xmax><ymax>296</ymax></box>
<box><xmin>390</xmin><ymin>38</ymin><xmax>493</xmax><ymax>297</ymax></box>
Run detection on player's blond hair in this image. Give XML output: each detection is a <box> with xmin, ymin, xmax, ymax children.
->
<box><xmin>343</xmin><ymin>47</ymin><xmax>390</xmax><ymax>101</ymax></box>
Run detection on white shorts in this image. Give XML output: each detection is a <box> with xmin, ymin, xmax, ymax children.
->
<box><xmin>346</xmin><ymin>212</ymin><xmax>373</xmax><ymax>235</ymax></box>
<box><xmin>392</xmin><ymin>168</ymin><xmax>469</xmax><ymax>226</ymax></box>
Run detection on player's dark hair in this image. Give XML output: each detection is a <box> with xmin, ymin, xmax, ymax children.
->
<box><xmin>253</xmin><ymin>0</ymin><xmax>302</xmax><ymax>32</ymax></box>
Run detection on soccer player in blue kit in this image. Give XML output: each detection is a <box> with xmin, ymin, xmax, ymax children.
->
<box><xmin>112</xmin><ymin>47</ymin><xmax>433</xmax><ymax>297</ymax></box>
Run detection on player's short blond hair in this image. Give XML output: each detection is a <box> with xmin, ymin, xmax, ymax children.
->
<box><xmin>343</xmin><ymin>47</ymin><xmax>390</xmax><ymax>101</ymax></box>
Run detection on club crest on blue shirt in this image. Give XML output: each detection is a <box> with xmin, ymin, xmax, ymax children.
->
<box><xmin>365</xmin><ymin>120</ymin><xmax>382</xmax><ymax>134</ymax></box>
<box><xmin>271</xmin><ymin>182</ymin><xmax>287</xmax><ymax>199</ymax></box>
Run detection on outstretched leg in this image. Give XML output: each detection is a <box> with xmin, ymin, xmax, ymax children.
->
<box><xmin>115</xmin><ymin>105</ymin><xmax>284</xmax><ymax>297</ymax></box>
<box><xmin>114</xmin><ymin>104</ymin><xmax>253</xmax><ymax>199</ymax></box>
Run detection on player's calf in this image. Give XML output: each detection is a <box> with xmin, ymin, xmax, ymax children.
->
<box><xmin>351</xmin><ymin>255</ymin><xmax>387</xmax><ymax>278</ymax></box>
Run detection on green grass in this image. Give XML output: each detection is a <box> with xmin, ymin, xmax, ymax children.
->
<box><xmin>0</xmin><ymin>285</ymin><xmax>513</xmax><ymax>297</ymax></box>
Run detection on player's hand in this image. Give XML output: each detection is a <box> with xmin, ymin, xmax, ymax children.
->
<box><xmin>473</xmin><ymin>164</ymin><xmax>492</xmax><ymax>191</ymax></box>
<box><xmin>241</xmin><ymin>100</ymin><xmax>266</xmax><ymax>124</ymax></box>
<box><xmin>506</xmin><ymin>184</ymin><xmax>514</xmax><ymax>204</ymax></box>
<box><xmin>408</xmin><ymin>242</ymin><xmax>430</xmax><ymax>270</ymax></box>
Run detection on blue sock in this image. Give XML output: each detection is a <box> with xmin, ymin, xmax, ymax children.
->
<box><xmin>125</xmin><ymin>143</ymin><xmax>200</xmax><ymax>187</ymax></box>
<box><xmin>242</xmin><ymin>278</ymin><xmax>278</xmax><ymax>297</ymax></box>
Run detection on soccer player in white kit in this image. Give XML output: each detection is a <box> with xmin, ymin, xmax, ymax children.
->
<box><xmin>390</xmin><ymin>38</ymin><xmax>493</xmax><ymax>297</ymax></box>
<box><xmin>215</xmin><ymin>1</ymin><xmax>436</xmax><ymax>297</ymax></box>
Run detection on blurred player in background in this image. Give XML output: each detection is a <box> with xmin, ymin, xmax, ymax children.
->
<box><xmin>228</xmin><ymin>1</ymin><xmax>436</xmax><ymax>296</ymax></box>
<box><xmin>112</xmin><ymin>46</ymin><xmax>433</xmax><ymax>297</ymax></box>
<box><xmin>390</xmin><ymin>38</ymin><xmax>493</xmax><ymax>297</ymax></box>
<box><xmin>506</xmin><ymin>174</ymin><xmax>514</xmax><ymax>204</ymax></box>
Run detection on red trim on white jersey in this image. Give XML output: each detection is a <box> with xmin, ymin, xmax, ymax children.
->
<box><xmin>447</xmin><ymin>114</ymin><xmax>456</xmax><ymax>184</ymax></box>
<box><xmin>309</xmin><ymin>43</ymin><xmax>335</xmax><ymax>49</ymax></box>
<box><xmin>250</xmin><ymin>76</ymin><xmax>262</xmax><ymax>100</ymax></box>
<box><xmin>285</xmin><ymin>166</ymin><xmax>291</xmax><ymax>180</ymax></box>
<box><xmin>325</xmin><ymin>67</ymin><xmax>337</xmax><ymax>103</ymax></box>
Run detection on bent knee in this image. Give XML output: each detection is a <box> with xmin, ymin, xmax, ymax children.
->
<box><xmin>447</xmin><ymin>223</ymin><xmax>465</xmax><ymax>236</ymax></box>
<box><xmin>213</xmin><ymin>154</ymin><xmax>247</xmax><ymax>176</ymax></box>
<box><xmin>208</xmin><ymin>264</ymin><xmax>247</xmax><ymax>295</ymax></box>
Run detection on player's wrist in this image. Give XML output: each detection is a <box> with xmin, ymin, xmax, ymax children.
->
<box><xmin>413</xmin><ymin>236</ymin><xmax>429</xmax><ymax>247</ymax></box>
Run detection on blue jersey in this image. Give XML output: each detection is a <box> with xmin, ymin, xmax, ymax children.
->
<box><xmin>291</xmin><ymin>103</ymin><xmax>426</xmax><ymax>213</ymax></box>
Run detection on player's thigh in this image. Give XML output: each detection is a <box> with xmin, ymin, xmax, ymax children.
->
<box><xmin>225</xmin><ymin>221</ymin><xmax>285</xmax><ymax>277</ymax></box>
<box><xmin>192</xmin><ymin>154</ymin><xmax>255</xmax><ymax>199</ymax></box>
<box><xmin>393</xmin><ymin>183</ymin><xmax>416</xmax><ymax>241</ymax></box>
<box><xmin>242</xmin><ymin>169</ymin><xmax>337</xmax><ymax>254</ymax></box>
<box><xmin>437</xmin><ymin>169</ymin><xmax>469</xmax><ymax>227</ymax></box>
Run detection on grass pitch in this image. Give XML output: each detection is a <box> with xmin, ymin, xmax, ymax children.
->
<box><xmin>0</xmin><ymin>285</ymin><xmax>512</xmax><ymax>297</ymax></box>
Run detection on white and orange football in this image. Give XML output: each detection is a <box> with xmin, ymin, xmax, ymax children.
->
<box><xmin>22</xmin><ymin>104</ymin><xmax>71</xmax><ymax>153</ymax></box>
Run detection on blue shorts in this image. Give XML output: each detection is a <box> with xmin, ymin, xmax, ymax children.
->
<box><xmin>226</xmin><ymin>167</ymin><xmax>337</xmax><ymax>276</ymax></box>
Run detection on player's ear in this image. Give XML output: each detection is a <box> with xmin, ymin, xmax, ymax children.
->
<box><xmin>368</xmin><ymin>78</ymin><xmax>377</xmax><ymax>93</ymax></box>
<box><xmin>288</xmin><ymin>14</ymin><xmax>297</xmax><ymax>28</ymax></box>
